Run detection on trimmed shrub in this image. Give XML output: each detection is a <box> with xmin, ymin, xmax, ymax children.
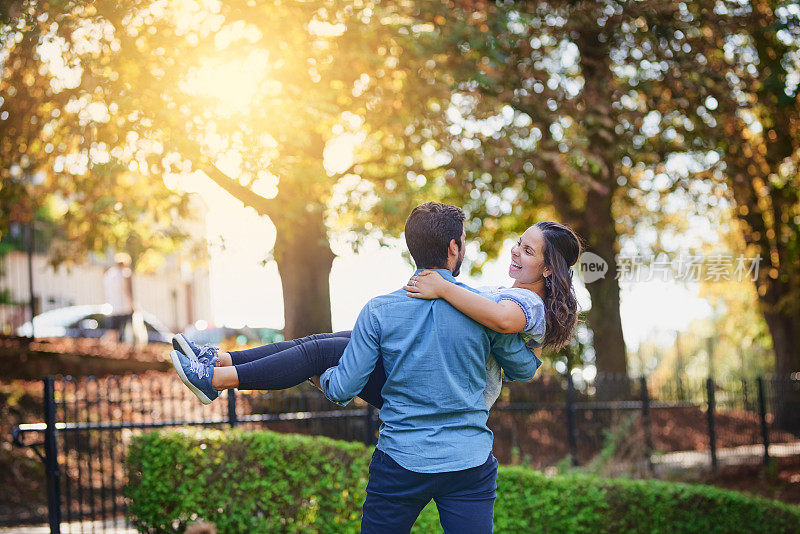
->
<box><xmin>127</xmin><ymin>429</ymin><xmax>800</xmax><ymax>533</ymax></box>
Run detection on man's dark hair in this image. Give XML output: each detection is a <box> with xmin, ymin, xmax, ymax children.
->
<box><xmin>404</xmin><ymin>202</ymin><xmax>465</xmax><ymax>268</ymax></box>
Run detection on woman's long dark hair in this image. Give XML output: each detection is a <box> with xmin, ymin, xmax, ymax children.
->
<box><xmin>536</xmin><ymin>221</ymin><xmax>582</xmax><ymax>351</ymax></box>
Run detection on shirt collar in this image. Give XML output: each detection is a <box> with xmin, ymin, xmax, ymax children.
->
<box><xmin>414</xmin><ymin>268</ymin><xmax>457</xmax><ymax>283</ymax></box>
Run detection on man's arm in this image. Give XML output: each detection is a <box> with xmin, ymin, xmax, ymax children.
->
<box><xmin>319</xmin><ymin>301</ymin><xmax>381</xmax><ymax>405</ymax></box>
<box><xmin>488</xmin><ymin>331</ymin><xmax>541</xmax><ymax>382</ymax></box>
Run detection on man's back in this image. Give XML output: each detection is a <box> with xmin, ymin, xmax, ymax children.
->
<box><xmin>320</xmin><ymin>201</ymin><xmax>551</xmax><ymax>532</ymax></box>
<box><xmin>371</xmin><ymin>286</ymin><xmax>494</xmax><ymax>472</ymax></box>
<box><xmin>320</xmin><ymin>269</ymin><xmax>537</xmax><ymax>473</ymax></box>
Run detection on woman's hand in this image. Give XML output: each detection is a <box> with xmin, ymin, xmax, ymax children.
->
<box><xmin>403</xmin><ymin>270</ymin><xmax>450</xmax><ymax>299</ymax></box>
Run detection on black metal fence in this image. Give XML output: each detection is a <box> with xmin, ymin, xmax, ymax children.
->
<box><xmin>12</xmin><ymin>374</ymin><xmax>377</xmax><ymax>533</ymax></box>
<box><xmin>488</xmin><ymin>372</ymin><xmax>800</xmax><ymax>474</ymax></box>
<box><xmin>10</xmin><ymin>371</ymin><xmax>800</xmax><ymax>532</ymax></box>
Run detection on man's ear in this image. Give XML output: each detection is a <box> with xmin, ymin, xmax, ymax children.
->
<box><xmin>448</xmin><ymin>238</ymin><xmax>460</xmax><ymax>257</ymax></box>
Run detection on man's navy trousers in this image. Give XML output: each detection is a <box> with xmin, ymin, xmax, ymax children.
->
<box><xmin>360</xmin><ymin>448</ymin><xmax>498</xmax><ymax>534</ymax></box>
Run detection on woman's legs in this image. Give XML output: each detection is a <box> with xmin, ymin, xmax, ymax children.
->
<box><xmin>224</xmin><ymin>332</ymin><xmax>352</xmax><ymax>366</ymax></box>
<box><xmin>211</xmin><ymin>366</ymin><xmax>239</xmax><ymax>389</ymax></box>
<box><xmin>235</xmin><ymin>335</ymin><xmax>350</xmax><ymax>389</ymax></box>
<box><xmin>211</xmin><ymin>332</ymin><xmax>385</xmax><ymax>408</ymax></box>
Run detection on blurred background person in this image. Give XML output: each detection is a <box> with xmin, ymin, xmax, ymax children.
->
<box><xmin>103</xmin><ymin>252</ymin><xmax>147</xmax><ymax>346</ymax></box>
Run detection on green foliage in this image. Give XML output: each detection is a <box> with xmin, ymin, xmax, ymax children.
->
<box><xmin>127</xmin><ymin>429</ymin><xmax>370</xmax><ymax>533</ymax></box>
<box><xmin>128</xmin><ymin>429</ymin><xmax>800</xmax><ymax>533</ymax></box>
<box><xmin>0</xmin><ymin>287</ymin><xmax>15</xmax><ymax>306</ymax></box>
<box><xmin>584</xmin><ymin>413</ymin><xmax>638</xmax><ymax>473</ymax></box>
<box><xmin>1</xmin><ymin>0</ymin><xmax>456</xmax><ymax>334</ymax></box>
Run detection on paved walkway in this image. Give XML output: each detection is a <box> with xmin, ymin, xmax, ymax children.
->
<box><xmin>651</xmin><ymin>441</ymin><xmax>800</xmax><ymax>473</ymax></box>
<box><xmin>0</xmin><ymin>519</ymin><xmax>135</xmax><ymax>533</ymax></box>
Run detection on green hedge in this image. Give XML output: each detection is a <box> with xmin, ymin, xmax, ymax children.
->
<box><xmin>127</xmin><ymin>429</ymin><xmax>800</xmax><ymax>533</ymax></box>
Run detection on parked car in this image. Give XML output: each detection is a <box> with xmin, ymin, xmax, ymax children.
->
<box><xmin>181</xmin><ymin>325</ymin><xmax>283</xmax><ymax>350</ymax></box>
<box><xmin>16</xmin><ymin>304</ymin><xmax>173</xmax><ymax>344</ymax></box>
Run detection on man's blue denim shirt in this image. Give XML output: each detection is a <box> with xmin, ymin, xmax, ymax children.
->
<box><xmin>320</xmin><ymin>269</ymin><xmax>540</xmax><ymax>473</ymax></box>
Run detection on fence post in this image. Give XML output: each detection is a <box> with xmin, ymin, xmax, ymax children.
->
<box><xmin>227</xmin><ymin>389</ymin><xmax>238</xmax><ymax>428</ymax></box>
<box><xmin>640</xmin><ymin>376</ymin><xmax>653</xmax><ymax>472</ymax></box>
<box><xmin>364</xmin><ymin>405</ymin><xmax>377</xmax><ymax>445</ymax></box>
<box><xmin>757</xmin><ymin>377</ymin><xmax>770</xmax><ymax>466</ymax></box>
<box><xmin>675</xmin><ymin>332</ymin><xmax>685</xmax><ymax>401</ymax></box>
<box><xmin>565</xmin><ymin>372</ymin><xmax>579</xmax><ymax>466</ymax></box>
<box><xmin>43</xmin><ymin>376</ymin><xmax>61</xmax><ymax>534</ymax></box>
<box><xmin>742</xmin><ymin>378</ymin><xmax>750</xmax><ymax>410</ymax></box>
<box><xmin>26</xmin><ymin>221</ymin><xmax>36</xmax><ymax>335</ymax></box>
<box><xmin>706</xmin><ymin>377</ymin><xmax>718</xmax><ymax>474</ymax></box>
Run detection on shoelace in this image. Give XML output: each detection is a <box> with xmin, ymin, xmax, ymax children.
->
<box><xmin>188</xmin><ymin>357</ymin><xmax>211</xmax><ymax>380</ymax></box>
<box><xmin>196</xmin><ymin>344</ymin><xmax>219</xmax><ymax>360</ymax></box>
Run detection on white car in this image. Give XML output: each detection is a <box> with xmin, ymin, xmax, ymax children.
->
<box><xmin>17</xmin><ymin>304</ymin><xmax>173</xmax><ymax>344</ymax></box>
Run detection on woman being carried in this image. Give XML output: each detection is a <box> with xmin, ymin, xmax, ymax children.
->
<box><xmin>170</xmin><ymin>221</ymin><xmax>581</xmax><ymax>408</ymax></box>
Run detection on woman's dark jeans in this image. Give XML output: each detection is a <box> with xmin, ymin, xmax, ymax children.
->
<box><xmin>229</xmin><ymin>331</ymin><xmax>385</xmax><ymax>408</ymax></box>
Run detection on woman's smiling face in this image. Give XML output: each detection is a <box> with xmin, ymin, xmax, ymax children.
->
<box><xmin>509</xmin><ymin>226</ymin><xmax>550</xmax><ymax>283</ymax></box>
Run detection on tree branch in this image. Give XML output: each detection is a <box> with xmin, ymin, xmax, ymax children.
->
<box><xmin>198</xmin><ymin>161</ymin><xmax>277</xmax><ymax>218</ymax></box>
<box><xmin>330</xmin><ymin>157</ymin><xmax>389</xmax><ymax>180</ymax></box>
<box><xmin>509</xmin><ymin>101</ymin><xmax>611</xmax><ymax>196</ymax></box>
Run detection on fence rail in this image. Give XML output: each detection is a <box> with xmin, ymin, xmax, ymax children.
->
<box><xmin>10</xmin><ymin>372</ymin><xmax>800</xmax><ymax>532</ymax></box>
<box><xmin>11</xmin><ymin>374</ymin><xmax>377</xmax><ymax>532</ymax></box>
<box><xmin>488</xmin><ymin>373</ymin><xmax>800</xmax><ymax>473</ymax></box>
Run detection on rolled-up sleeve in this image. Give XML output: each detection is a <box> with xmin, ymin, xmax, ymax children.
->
<box><xmin>320</xmin><ymin>301</ymin><xmax>381</xmax><ymax>405</ymax></box>
<box><xmin>489</xmin><ymin>331</ymin><xmax>541</xmax><ymax>382</ymax></box>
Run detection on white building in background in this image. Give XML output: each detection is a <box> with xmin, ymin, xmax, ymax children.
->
<box><xmin>0</xmin><ymin>197</ymin><xmax>212</xmax><ymax>334</ymax></box>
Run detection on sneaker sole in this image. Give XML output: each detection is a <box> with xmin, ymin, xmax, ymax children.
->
<box><xmin>173</xmin><ymin>333</ymin><xmax>196</xmax><ymax>358</ymax></box>
<box><xmin>170</xmin><ymin>350</ymin><xmax>213</xmax><ymax>405</ymax></box>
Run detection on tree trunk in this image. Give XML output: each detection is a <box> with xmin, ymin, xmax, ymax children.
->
<box><xmin>571</xmin><ymin>21</ymin><xmax>629</xmax><ymax>383</ymax></box>
<box><xmin>580</xmin><ymin>189</ymin><xmax>628</xmax><ymax>379</ymax></box>
<box><xmin>762</xmin><ymin>307</ymin><xmax>800</xmax><ymax>433</ymax></box>
<box><xmin>756</xmin><ymin>274</ymin><xmax>800</xmax><ymax>432</ymax></box>
<box><xmin>196</xmin><ymin>143</ymin><xmax>337</xmax><ymax>341</ymax></box>
<box><xmin>584</xmin><ymin>273</ymin><xmax>627</xmax><ymax>375</ymax></box>
<box><xmin>273</xmin><ymin>208</ymin><xmax>335</xmax><ymax>340</ymax></box>
<box><xmin>762</xmin><ymin>309</ymin><xmax>800</xmax><ymax>376</ymax></box>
